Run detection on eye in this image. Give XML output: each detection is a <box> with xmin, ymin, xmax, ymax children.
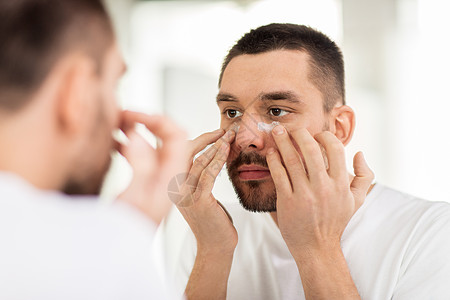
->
<box><xmin>269</xmin><ymin>108</ymin><xmax>289</xmax><ymax>117</ymax></box>
<box><xmin>225</xmin><ymin>109</ymin><xmax>243</xmax><ymax>119</ymax></box>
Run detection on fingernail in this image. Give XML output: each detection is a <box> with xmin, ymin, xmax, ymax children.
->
<box><xmin>272</xmin><ymin>125</ymin><xmax>285</xmax><ymax>135</ymax></box>
<box><xmin>267</xmin><ymin>148</ymin><xmax>275</xmax><ymax>155</ymax></box>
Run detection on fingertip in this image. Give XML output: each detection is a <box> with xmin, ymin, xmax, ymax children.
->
<box><xmin>222</xmin><ymin>129</ymin><xmax>236</xmax><ymax>143</ymax></box>
<box><xmin>214</xmin><ymin>128</ymin><xmax>225</xmax><ymax>135</ymax></box>
<box><xmin>355</xmin><ymin>151</ymin><xmax>364</xmax><ymax>159</ymax></box>
<box><xmin>352</xmin><ymin>151</ymin><xmax>361</xmax><ymax>162</ymax></box>
<box><xmin>272</xmin><ymin>124</ymin><xmax>286</xmax><ymax>136</ymax></box>
<box><xmin>353</xmin><ymin>151</ymin><xmax>374</xmax><ymax>178</ymax></box>
<box><xmin>354</xmin><ymin>151</ymin><xmax>368</xmax><ymax>167</ymax></box>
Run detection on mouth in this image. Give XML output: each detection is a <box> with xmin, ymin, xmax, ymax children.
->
<box><xmin>237</xmin><ymin>164</ymin><xmax>271</xmax><ymax>181</ymax></box>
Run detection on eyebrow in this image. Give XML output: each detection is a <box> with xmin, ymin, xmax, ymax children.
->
<box><xmin>258</xmin><ymin>91</ymin><xmax>303</xmax><ymax>104</ymax></box>
<box><xmin>216</xmin><ymin>90</ymin><xmax>304</xmax><ymax>105</ymax></box>
<box><xmin>216</xmin><ymin>93</ymin><xmax>238</xmax><ymax>103</ymax></box>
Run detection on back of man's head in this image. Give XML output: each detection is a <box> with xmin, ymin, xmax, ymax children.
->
<box><xmin>219</xmin><ymin>23</ymin><xmax>345</xmax><ymax>112</ymax></box>
<box><xmin>0</xmin><ymin>0</ymin><xmax>113</xmax><ymax>112</ymax></box>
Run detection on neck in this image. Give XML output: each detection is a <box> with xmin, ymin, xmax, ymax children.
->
<box><xmin>0</xmin><ymin>108</ymin><xmax>67</xmax><ymax>192</ymax></box>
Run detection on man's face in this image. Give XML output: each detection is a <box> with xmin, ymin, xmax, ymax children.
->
<box><xmin>63</xmin><ymin>42</ymin><xmax>125</xmax><ymax>195</ymax></box>
<box><xmin>218</xmin><ymin>49</ymin><xmax>329</xmax><ymax>212</ymax></box>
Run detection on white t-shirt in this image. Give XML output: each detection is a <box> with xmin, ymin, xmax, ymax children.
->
<box><xmin>159</xmin><ymin>184</ymin><xmax>450</xmax><ymax>300</ymax></box>
<box><xmin>0</xmin><ymin>172</ymin><xmax>176</xmax><ymax>300</ymax></box>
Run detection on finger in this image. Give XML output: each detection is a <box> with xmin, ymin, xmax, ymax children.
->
<box><xmin>350</xmin><ymin>152</ymin><xmax>374</xmax><ymax>208</ymax></box>
<box><xmin>195</xmin><ymin>141</ymin><xmax>230</xmax><ymax>201</ymax></box>
<box><xmin>127</xmin><ymin>113</ymin><xmax>187</xmax><ymax>181</ymax></box>
<box><xmin>186</xmin><ymin>130</ymin><xmax>235</xmax><ymax>172</ymax></box>
<box><xmin>194</xmin><ymin>129</ymin><xmax>234</xmax><ymax>157</ymax></box>
<box><xmin>123</xmin><ymin>113</ymin><xmax>190</xmax><ymax>212</ymax></box>
<box><xmin>121</xmin><ymin>131</ymin><xmax>158</xmax><ymax>178</ymax></box>
<box><xmin>187</xmin><ymin>138</ymin><xmax>223</xmax><ymax>189</ymax></box>
<box><xmin>266</xmin><ymin>148</ymin><xmax>292</xmax><ymax>197</ymax></box>
<box><xmin>187</xmin><ymin>130</ymin><xmax>234</xmax><ymax>186</ymax></box>
<box><xmin>189</xmin><ymin>129</ymin><xmax>225</xmax><ymax>159</ymax></box>
<box><xmin>271</xmin><ymin>125</ymin><xmax>308</xmax><ymax>186</ymax></box>
<box><xmin>221</xmin><ymin>128</ymin><xmax>236</xmax><ymax>144</ymax></box>
<box><xmin>290</xmin><ymin>128</ymin><xmax>328</xmax><ymax>182</ymax></box>
<box><xmin>314</xmin><ymin>131</ymin><xmax>347</xmax><ymax>179</ymax></box>
<box><xmin>120</xmin><ymin>111</ymin><xmax>185</xmax><ymax>139</ymax></box>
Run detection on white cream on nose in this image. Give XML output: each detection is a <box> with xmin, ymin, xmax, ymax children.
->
<box><xmin>257</xmin><ymin>121</ymin><xmax>280</xmax><ymax>133</ymax></box>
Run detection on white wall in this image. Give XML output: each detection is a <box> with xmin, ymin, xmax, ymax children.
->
<box><xmin>343</xmin><ymin>0</ymin><xmax>450</xmax><ymax>202</ymax></box>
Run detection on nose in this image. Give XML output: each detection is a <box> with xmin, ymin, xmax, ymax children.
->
<box><xmin>234</xmin><ymin>113</ymin><xmax>265</xmax><ymax>152</ymax></box>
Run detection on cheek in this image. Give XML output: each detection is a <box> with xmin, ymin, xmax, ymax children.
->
<box><xmin>100</xmin><ymin>85</ymin><xmax>120</xmax><ymax>128</ymax></box>
<box><xmin>220</xmin><ymin>117</ymin><xmax>233</xmax><ymax>130</ymax></box>
<box><xmin>109</xmin><ymin>103</ymin><xmax>120</xmax><ymax>129</ymax></box>
<box><xmin>228</xmin><ymin>142</ymin><xmax>240</xmax><ymax>163</ymax></box>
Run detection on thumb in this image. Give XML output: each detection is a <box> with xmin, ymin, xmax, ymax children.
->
<box><xmin>350</xmin><ymin>151</ymin><xmax>374</xmax><ymax>208</ymax></box>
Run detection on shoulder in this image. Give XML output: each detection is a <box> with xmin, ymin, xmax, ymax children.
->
<box><xmin>371</xmin><ymin>186</ymin><xmax>450</xmax><ymax>298</ymax></box>
<box><xmin>357</xmin><ymin>183</ymin><xmax>450</xmax><ymax>260</ymax></box>
<box><xmin>344</xmin><ymin>183</ymin><xmax>450</xmax><ymax>255</ymax></box>
<box><xmin>0</xmin><ymin>177</ymin><xmax>170</xmax><ymax>299</ymax></box>
<box><xmin>359</xmin><ymin>183</ymin><xmax>450</xmax><ymax>224</ymax></box>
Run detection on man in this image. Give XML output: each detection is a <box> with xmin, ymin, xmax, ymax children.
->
<box><xmin>0</xmin><ymin>0</ymin><xmax>187</xmax><ymax>299</ymax></box>
<box><xmin>161</xmin><ymin>23</ymin><xmax>450</xmax><ymax>299</ymax></box>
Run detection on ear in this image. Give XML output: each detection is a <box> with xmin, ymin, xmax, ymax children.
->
<box><xmin>53</xmin><ymin>54</ymin><xmax>96</xmax><ymax>135</ymax></box>
<box><xmin>329</xmin><ymin>105</ymin><xmax>355</xmax><ymax>146</ymax></box>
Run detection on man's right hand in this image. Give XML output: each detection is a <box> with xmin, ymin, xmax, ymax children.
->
<box><xmin>117</xmin><ymin>111</ymin><xmax>187</xmax><ymax>225</ymax></box>
<box><xmin>176</xmin><ymin>129</ymin><xmax>238</xmax><ymax>300</ymax></box>
<box><xmin>175</xmin><ymin>129</ymin><xmax>238</xmax><ymax>256</ymax></box>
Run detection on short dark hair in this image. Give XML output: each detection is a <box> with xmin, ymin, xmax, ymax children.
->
<box><xmin>219</xmin><ymin>23</ymin><xmax>345</xmax><ymax>112</ymax></box>
<box><xmin>0</xmin><ymin>0</ymin><xmax>114</xmax><ymax>111</ymax></box>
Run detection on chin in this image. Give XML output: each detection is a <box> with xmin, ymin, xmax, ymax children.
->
<box><xmin>226</xmin><ymin>151</ymin><xmax>278</xmax><ymax>212</ymax></box>
<box><xmin>63</xmin><ymin>174</ymin><xmax>105</xmax><ymax>196</ymax></box>
<box><xmin>63</xmin><ymin>156</ymin><xmax>112</xmax><ymax>196</ymax></box>
<box><xmin>229</xmin><ymin>177</ymin><xmax>277</xmax><ymax>213</ymax></box>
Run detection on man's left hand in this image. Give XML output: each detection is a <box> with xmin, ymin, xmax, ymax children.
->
<box><xmin>266</xmin><ymin>125</ymin><xmax>373</xmax><ymax>261</ymax></box>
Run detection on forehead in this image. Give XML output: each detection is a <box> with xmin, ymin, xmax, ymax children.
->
<box><xmin>219</xmin><ymin>50</ymin><xmax>316</xmax><ymax>97</ymax></box>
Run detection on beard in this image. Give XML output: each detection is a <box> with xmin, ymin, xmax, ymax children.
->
<box><xmin>62</xmin><ymin>154</ymin><xmax>112</xmax><ymax>196</ymax></box>
<box><xmin>227</xmin><ymin>151</ymin><xmax>277</xmax><ymax>212</ymax></box>
<box><xmin>63</xmin><ymin>100</ymin><xmax>114</xmax><ymax>196</ymax></box>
